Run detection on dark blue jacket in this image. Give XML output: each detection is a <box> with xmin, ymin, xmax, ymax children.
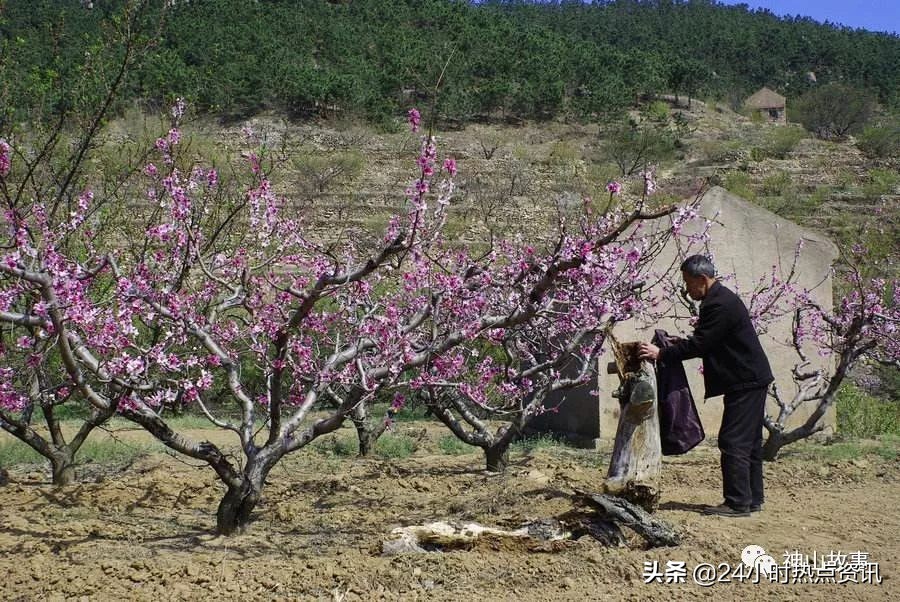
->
<box><xmin>659</xmin><ymin>281</ymin><xmax>774</xmax><ymax>398</ymax></box>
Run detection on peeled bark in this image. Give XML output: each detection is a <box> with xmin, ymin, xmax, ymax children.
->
<box><xmin>604</xmin><ymin>342</ymin><xmax>662</xmax><ymax>511</ymax></box>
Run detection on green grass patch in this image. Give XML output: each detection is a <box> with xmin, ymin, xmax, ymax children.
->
<box><xmin>78</xmin><ymin>439</ymin><xmax>155</xmax><ymax>464</ymax></box>
<box><xmin>862</xmin><ymin>168</ymin><xmax>899</xmax><ymax>198</ymax></box>
<box><xmin>375</xmin><ymin>434</ymin><xmax>418</xmax><ymax>459</ymax></box>
<box><xmin>159</xmin><ymin>413</ymin><xmax>243</xmax><ymax>430</ymax></box>
<box><xmin>311</xmin><ymin>433</ymin><xmax>359</xmax><ymax>457</ymax></box>
<box><xmin>0</xmin><ymin>439</ymin><xmax>45</xmax><ymax>465</ymax></box>
<box><xmin>724</xmin><ymin>171</ymin><xmax>756</xmax><ymax>201</ymax></box>
<box><xmin>874</xmin><ymin>437</ymin><xmax>899</xmax><ymax>461</ymax></box>
<box><xmin>836</xmin><ymin>383</ymin><xmax>900</xmax><ymax>438</ymax></box>
<box><xmin>766</xmin><ymin>125</ymin><xmax>807</xmax><ymax>159</ymax></box>
<box><xmin>695</xmin><ymin>139</ymin><xmax>744</xmax><ymax>164</ymax></box>
<box><xmin>512</xmin><ymin>434</ymin><xmax>563</xmax><ymax>454</ymax></box>
<box><xmin>803</xmin><ymin>185</ymin><xmax>832</xmax><ymax>212</ymax></box>
<box><xmin>643</xmin><ymin>100</ymin><xmax>670</xmax><ymax>123</ymax></box>
<box><xmin>34</xmin><ymin>404</ymin><xmax>93</xmax><ymax>422</ymax></box>
<box><xmin>761</xmin><ymin>170</ymin><xmax>794</xmax><ymax>196</ymax></box>
<box><xmin>0</xmin><ymin>437</ymin><xmax>154</xmax><ymax>467</ymax></box>
<box><xmin>787</xmin><ymin>435</ymin><xmax>899</xmax><ymax>463</ymax></box>
<box><xmin>857</xmin><ymin>123</ymin><xmax>900</xmax><ymax>159</ymax></box>
<box><xmin>834</xmin><ymin>168</ymin><xmax>858</xmax><ymax>191</ymax></box>
<box><xmin>438</xmin><ymin>435</ymin><xmax>476</xmax><ymax>456</ymax></box>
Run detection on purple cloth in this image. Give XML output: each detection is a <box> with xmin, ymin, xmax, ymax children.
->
<box><xmin>653</xmin><ymin>329</ymin><xmax>705</xmax><ymax>455</ymax></box>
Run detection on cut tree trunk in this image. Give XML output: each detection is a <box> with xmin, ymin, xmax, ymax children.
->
<box><xmin>380</xmin><ymin>492</ymin><xmax>679</xmax><ymax>555</ymax></box>
<box><xmin>382</xmin><ymin>519</ymin><xmax>574</xmax><ymax>555</ymax></box>
<box><xmin>604</xmin><ymin>341</ymin><xmax>662</xmax><ymax>511</ymax></box>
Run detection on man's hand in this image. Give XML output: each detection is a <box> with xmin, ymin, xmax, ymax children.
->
<box><xmin>638</xmin><ymin>342</ymin><xmax>660</xmax><ymax>361</ymax></box>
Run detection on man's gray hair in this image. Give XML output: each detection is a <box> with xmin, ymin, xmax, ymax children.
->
<box><xmin>680</xmin><ymin>254</ymin><xmax>716</xmax><ymax>278</ymax></box>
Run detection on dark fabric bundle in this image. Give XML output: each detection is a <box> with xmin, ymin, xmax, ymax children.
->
<box><xmin>653</xmin><ymin>329</ymin><xmax>705</xmax><ymax>455</ymax></box>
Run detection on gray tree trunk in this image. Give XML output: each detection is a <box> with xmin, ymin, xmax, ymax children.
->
<box><xmin>351</xmin><ymin>403</ymin><xmax>388</xmax><ymax>457</ymax></box>
<box><xmin>215</xmin><ymin>454</ymin><xmax>277</xmax><ymax>535</ymax></box>
<box><xmin>49</xmin><ymin>450</ymin><xmax>77</xmax><ymax>486</ymax></box>
<box><xmin>484</xmin><ymin>444</ymin><xmax>510</xmax><ymax>472</ymax></box>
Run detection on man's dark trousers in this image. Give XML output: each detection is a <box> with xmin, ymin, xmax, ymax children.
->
<box><xmin>718</xmin><ymin>386</ymin><xmax>767</xmax><ymax>509</ymax></box>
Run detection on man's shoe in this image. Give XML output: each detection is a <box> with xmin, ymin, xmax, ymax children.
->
<box><xmin>750</xmin><ymin>503</ymin><xmax>763</xmax><ymax>513</ymax></box>
<box><xmin>702</xmin><ymin>503</ymin><xmax>751</xmax><ymax>517</ymax></box>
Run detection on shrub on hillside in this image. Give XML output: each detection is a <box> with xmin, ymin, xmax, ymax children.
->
<box><xmin>837</xmin><ymin>383</ymin><xmax>900</xmax><ymax>438</ymax></box>
<box><xmin>642</xmin><ymin>100</ymin><xmax>670</xmax><ymax>123</ymax></box>
<box><xmin>724</xmin><ymin>171</ymin><xmax>756</xmax><ymax>201</ymax></box>
<box><xmin>603</xmin><ymin>121</ymin><xmax>677</xmax><ymax>176</ymax></box>
<box><xmin>857</xmin><ymin>123</ymin><xmax>900</xmax><ymax>159</ymax></box>
<box><xmin>767</xmin><ymin>125</ymin><xmax>807</xmax><ymax>158</ymax></box>
<box><xmin>791</xmin><ymin>83</ymin><xmax>875</xmax><ymax>140</ymax></box>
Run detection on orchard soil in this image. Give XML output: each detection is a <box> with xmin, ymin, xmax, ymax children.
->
<box><xmin>1</xmin><ymin>422</ymin><xmax>897</xmax><ymax>601</ymax></box>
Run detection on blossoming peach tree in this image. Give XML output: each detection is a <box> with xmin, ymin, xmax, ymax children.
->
<box><xmin>387</xmin><ymin>177</ymin><xmax>708</xmax><ymax>471</ymax></box>
<box><xmin>0</xmin><ymin>0</ymin><xmax>166</xmax><ymax>485</ymax></box>
<box><xmin>662</xmin><ymin>242</ymin><xmax>899</xmax><ymax>460</ymax></box>
<box><xmin>1</xmin><ymin>104</ymin><xmax>699</xmax><ymax>533</ymax></box>
<box><xmin>754</xmin><ymin>247</ymin><xmax>898</xmax><ymax>459</ymax></box>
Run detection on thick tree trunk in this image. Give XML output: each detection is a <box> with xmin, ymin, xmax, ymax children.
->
<box><xmin>215</xmin><ymin>456</ymin><xmax>276</xmax><ymax>535</ymax></box>
<box><xmin>762</xmin><ymin>430</ymin><xmax>784</xmax><ymax>461</ymax></box>
<box><xmin>351</xmin><ymin>403</ymin><xmax>386</xmax><ymax>457</ymax></box>
<box><xmin>763</xmin><ymin>423</ymin><xmax>822</xmax><ymax>462</ymax></box>
<box><xmin>357</xmin><ymin>427</ymin><xmax>376</xmax><ymax>457</ymax></box>
<box><xmin>484</xmin><ymin>444</ymin><xmax>510</xmax><ymax>472</ymax></box>
<box><xmin>605</xmin><ymin>342</ymin><xmax>662</xmax><ymax>511</ymax></box>
<box><xmin>216</xmin><ymin>481</ymin><xmax>262</xmax><ymax>535</ymax></box>
<box><xmin>50</xmin><ymin>451</ymin><xmax>76</xmax><ymax>486</ymax></box>
<box><xmin>1</xmin><ymin>410</ymin><xmax>82</xmax><ymax>486</ymax></box>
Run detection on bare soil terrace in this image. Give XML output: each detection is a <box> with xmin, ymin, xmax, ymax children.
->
<box><xmin>1</xmin><ymin>421</ymin><xmax>897</xmax><ymax>601</ymax></box>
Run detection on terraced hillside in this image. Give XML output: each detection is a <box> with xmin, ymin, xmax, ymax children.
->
<box><xmin>114</xmin><ymin>99</ymin><xmax>896</xmax><ymax>274</ymax></box>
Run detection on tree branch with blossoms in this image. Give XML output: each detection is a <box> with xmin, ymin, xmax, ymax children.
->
<box><xmin>0</xmin><ymin>94</ymin><xmax>710</xmax><ymax>535</ymax></box>
<box><xmin>704</xmin><ymin>240</ymin><xmax>900</xmax><ymax>460</ymax></box>
<box><xmin>759</xmin><ymin>247</ymin><xmax>898</xmax><ymax>459</ymax></box>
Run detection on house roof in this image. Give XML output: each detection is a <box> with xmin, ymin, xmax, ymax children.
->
<box><xmin>744</xmin><ymin>87</ymin><xmax>786</xmax><ymax>109</ymax></box>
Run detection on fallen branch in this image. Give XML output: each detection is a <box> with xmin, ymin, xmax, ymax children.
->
<box><xmin>575</xmin><ymin>489</ymin><xmax>680</xmax><ymax>547</ymax></box>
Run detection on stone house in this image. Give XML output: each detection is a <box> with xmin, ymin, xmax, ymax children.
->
<box><xmin>745</xmin><ymin>87</ymin><xmax>787</xmax><ymax>124</ymax></box>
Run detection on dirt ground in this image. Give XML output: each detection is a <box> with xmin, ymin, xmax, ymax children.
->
<box><xmin>1</xmin><ymin>422</ymin><xmax>897</xmax><ymax>601</ymax></box>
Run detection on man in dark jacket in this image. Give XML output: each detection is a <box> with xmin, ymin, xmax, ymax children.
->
<box><xmin>639</xmin><ymin>255</ymin><xmax>773</xmax><ymax>517</ymax></box>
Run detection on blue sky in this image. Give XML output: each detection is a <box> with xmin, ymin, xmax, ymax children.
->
<box><xmin>718</xmin><ymin>1</ymin><xmax>899</xmax><ymax>35</ymax></box>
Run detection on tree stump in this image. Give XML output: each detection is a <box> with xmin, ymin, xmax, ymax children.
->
<box><xmin>604</xmin><ymin>341</ymin><xmax>662</xmax><ymax>511</ymax></box>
